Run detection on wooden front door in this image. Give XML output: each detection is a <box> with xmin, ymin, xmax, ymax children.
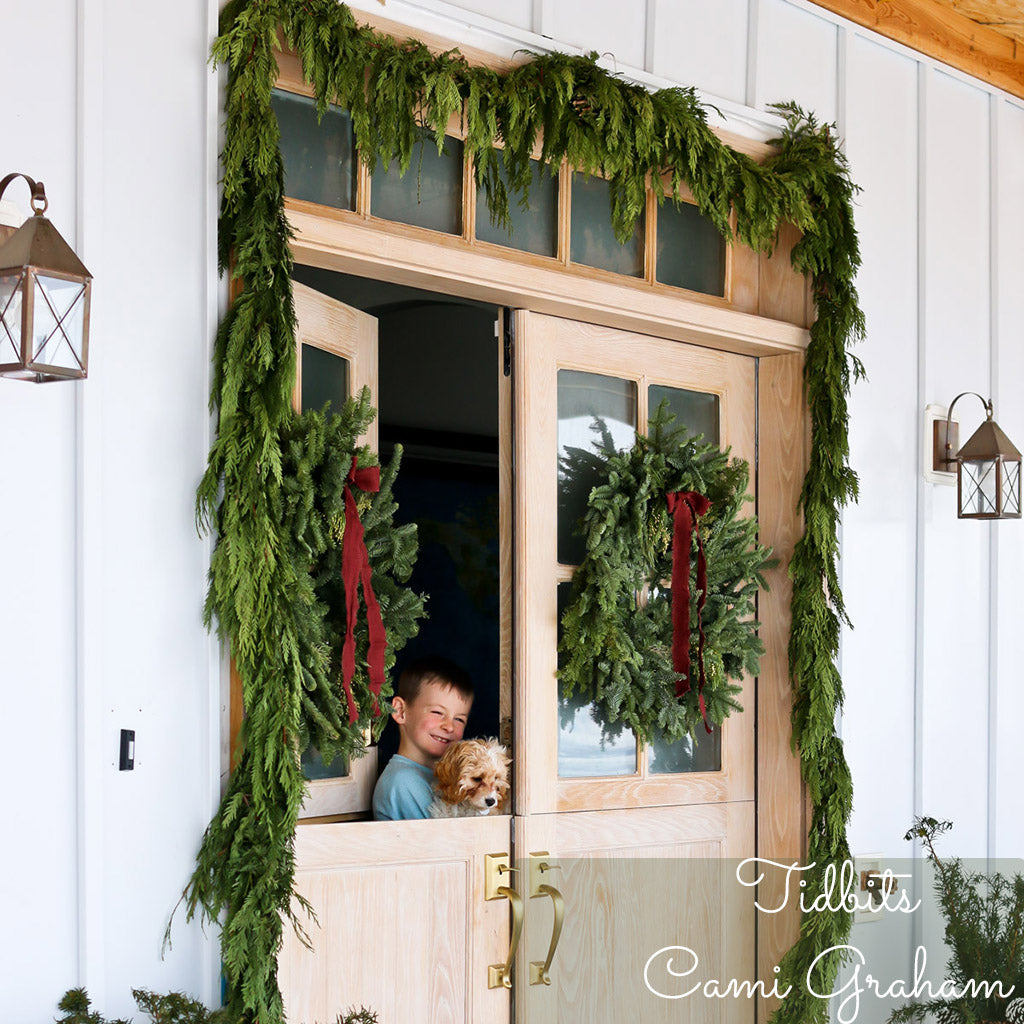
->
<box><xmin>280</xmin><ymin>283</ymin><xmax>515</xmax><ymax>1024</ymax></box>
<box><xmin>511</xmin><ymin>311</ymin><xmax>757</xmax><ymax>1023</ymax></box>
<box><xmin>278</xmin><ymin>295</ymin><xmax>791</xmax><ymax>1024</ymax></box>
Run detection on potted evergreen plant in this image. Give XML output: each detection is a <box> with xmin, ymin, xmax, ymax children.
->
<box><xmin>888</xmin><ymin>817</ymin><xmax>1024</xmax><ymax>1024</ymax></box>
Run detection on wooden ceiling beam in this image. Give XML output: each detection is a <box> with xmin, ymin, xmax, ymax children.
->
<box><xmin>808</xmin><ymin>0</ymin><xmax>1024</xmax><ymax>99</ymax></box>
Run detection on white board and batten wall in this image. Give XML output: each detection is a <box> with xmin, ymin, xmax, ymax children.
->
<box><xmin>3</xmin><ymin>0</ymin><xmax>1023</xmax><ymax>1021</ymax></box>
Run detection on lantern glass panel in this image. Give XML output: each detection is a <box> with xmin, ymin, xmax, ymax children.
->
<box><xmin>0</xmin><ymin>271</ymin><xmax>23</xmax><ymax>361</ymax></box>
<box><xmin>1002</xmin><ymin>461</ymin><xmax>1021</xmax><ymax>516</ymax></box>
<box><xmin>961</xmin><ymin>458</ymin><xmax>998</xmax><ymax>517</ymax></box>
<box><xmin>32</xmin><ymin>273</ymin><xmax>86</xmax><ymax>372</ymax></box>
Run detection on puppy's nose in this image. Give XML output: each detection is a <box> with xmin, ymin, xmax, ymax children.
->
<box><xmin>485</xmin><ymin>797</ymin><xmax>496</xmax><ymax>806</ymax></box>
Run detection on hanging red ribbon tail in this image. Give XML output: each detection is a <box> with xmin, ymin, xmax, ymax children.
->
<box><xmin>666</xmin><ymin>490</ymin><xmax>712</xmax><ymax>733</ymax></box>
<box><xmin>341</xmin><ymin>456</ymin><xmax>388</xmax><ymax>724</ymax></box>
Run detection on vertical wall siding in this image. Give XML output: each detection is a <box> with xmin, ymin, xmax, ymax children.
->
<box><xmin>0</xmin><ymin>2</ymin><xmax>82</xmax><ymax>1020</ymax></box>
<box><xmin>842</xmin><ymin>35</ymin><xmax>920</xmax><ymax>857</ymax></box>
<box><xmin>649</xmin><ymin>0</ymin><xmax>750</xmax><ymax>104</ymax></box>
<box><xmin>756</xmin><ymin>0</ymin><xmax>839</xmax><ymax>121</ymax></box>
<box><xmin>992</xmin><ymin>99</ymin><xmax>1024</xmax><ymax>860</ymax></box>
<box><xmin>920</xmin><ymin>70</ymin><xmax>992</xmax><ymax>853</ymax></box>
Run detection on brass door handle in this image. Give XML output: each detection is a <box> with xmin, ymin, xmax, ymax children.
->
<box><xmin>529</xmin><ymin>883</ymin><xmax>565</xmax><ymax>985</ymax></box>
<box><xmin>488</xmin><ymin>884</ymin><xmax>524</xmax><ymax>989</ymax></box>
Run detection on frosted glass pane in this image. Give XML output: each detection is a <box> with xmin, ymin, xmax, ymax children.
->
<box><xmin>372</xmin><ymin>135</ymin><xmax>464</xmax><ymax>235</ymax></box>
<box><xmin>570</xmin><ymin>174</ymin><xmax>643</xmax><ymax>277</ymax></box>
<box><xmin>656</xmin><ymin>200</ymin><xmax>726</xmax><ymax>296</ymax></box>
<box><xmin>301</xmin><ymin>344</ymin><xmax>349</xmax><ymax>414</ymax></box>
<box><xmin>476</xmin><ymin>155</ymin><xmax>557</xmax><ymax>258</ymax></box>
<box><xmin>647</xmin><ymin>727</ymin><xmax>721</xmax><ymax>774</ymax></box>
<box><xmin>557</xmin><ymin>583</ymin><xmax>637</xmax><ymax>777</ymax></box>
<box><xmin>0</xmin><ymin>272</ymin><xmax>23</xmax><ymax>361</ymax></box>
<box><xmin>271</xmin><ymin>89</ymin><xmax>356</xmax><ymax>211</ymax></box>
<box><xmin>301</xmin><ymin>747</ymin><xmax>350</xmax><ymax>781</ymax></box>
<box><xmin>962</xmin><ymin>460</ymin><xmax>998</xmax><ymax>516</ymax></box>
<box><xmin>648</xmin><ymin>385</ymin><xmax>720</xmax><ymax>446</ymax></box>
<box><xmin>558</xmin><ymin>370</ymin><xmax>637</xmax><ymax>565</ymax></box>
<box><xmin>33</xmin><ymin>274</ymin><xmax>86</xmax><ymax>371</ymax></box>
<box><xmin>1003</xmin><ymin>462</ymin><xmax>1021</xmax><ymax>515</ymax></box>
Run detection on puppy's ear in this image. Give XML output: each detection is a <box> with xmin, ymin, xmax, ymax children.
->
<box><xmin>433</xmin><ymin>744</ymin><xmax>463</xmax><ymax>804</ymax></box>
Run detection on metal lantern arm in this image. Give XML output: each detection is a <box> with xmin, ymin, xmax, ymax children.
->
<box><xmin>0</xmin><ymin>173</ymin><xmax>48</xmax><ymax>215</ymax></box>
<box><xmin>942</xmin><ymin>391</ymin><xmax>992</xmax><ymax>470</ymax></box>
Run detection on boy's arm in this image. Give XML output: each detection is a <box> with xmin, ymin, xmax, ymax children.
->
<box><xmin>373</xmin><ymin>766</ymin><xmax>434</xmax><ymax>821</ymax></box>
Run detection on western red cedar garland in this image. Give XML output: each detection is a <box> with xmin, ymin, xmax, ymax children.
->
<box><xmin>189</xmin><ymin>3</ymin><xmax>865</xmax><ymax>1021</ymax></box>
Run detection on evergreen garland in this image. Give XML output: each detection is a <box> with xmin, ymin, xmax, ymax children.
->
<box><xmin>558</xmin><ymin>406</ymin><xmax>773</xmax><ymax>742</ymax></box>
<box><xmin>196</xmin><ymin>3</ymin><xmax>865</xmax><ymax>1022</ymax></box>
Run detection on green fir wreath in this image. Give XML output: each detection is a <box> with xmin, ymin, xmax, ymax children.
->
<box><xmin>558</xmin><ymin>405</ymin><xmax>773</xmax><ymax>744</ymax></box>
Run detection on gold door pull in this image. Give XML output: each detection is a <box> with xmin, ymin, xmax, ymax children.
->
<box><xmin>488</xmin><ymin>884</ymin><xmax>524</xmax><ymax>990</ymax></box>
<box><xmin>529</xmin><ymin>883</ymin><xmax>565</xmax><ymax>986</ymax></box>
<box><xmin>485</xmin><ymin>853</ymin><xmax>524</xmax><ymax>990</ymax></box>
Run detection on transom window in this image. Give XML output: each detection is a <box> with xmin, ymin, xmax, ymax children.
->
<box><xmin>271</xmin><ymin>85</ymin><xmax>731</xmax><ymax>301</ymax></box>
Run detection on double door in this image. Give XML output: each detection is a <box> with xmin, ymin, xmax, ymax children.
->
<box><xmin>279</xmin><ymin>291</ymin><xmax>759</xmax><ymax>1024</ymax></box>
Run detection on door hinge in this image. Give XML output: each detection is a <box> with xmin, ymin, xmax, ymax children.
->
<box><xmin>502</xmin><ymin>307</ymin><xmax>514</xmax><ymax>378</ymax></box>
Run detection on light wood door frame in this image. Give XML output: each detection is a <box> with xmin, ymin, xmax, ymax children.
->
<box><xmin>285</xmin><ymin>220</ymin><xmax>809</xmax><ymax>1024</ymax></box>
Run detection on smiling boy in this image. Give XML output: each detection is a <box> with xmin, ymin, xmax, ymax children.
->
<box><xmin>372</xmin><ymin>656</ymin><xmax>474</xmax><ymax>821</ymax></box>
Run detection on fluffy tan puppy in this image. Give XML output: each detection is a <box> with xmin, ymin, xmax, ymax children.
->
<box><xmin>428</xmin><ymin>738</ymin><xmax>510</xmax><ymax>817</ymax></box>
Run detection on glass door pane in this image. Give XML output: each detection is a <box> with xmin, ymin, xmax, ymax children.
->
<box><xmin>649</xmin><ymin>382</ymin><xmax>719</xmax><ymax>445</ymax></box>
<box><xmin>647</xmin><ymin>381</ymin><xmax>723</xmax><ymax>774</ymax></box>
<box><xmin>301</xmin><ymin>343</ymin><xmax>350</xmax><ymax>414</ymax></box>
<box><xmin>557</xmin><ymin>582</ymin><xmax>637</xmax><ymax>777</ymax></box>
<box><xmin>558</xmin><ymin>369</ymin><xmax>637</xmax><ymax>565</ymax></box>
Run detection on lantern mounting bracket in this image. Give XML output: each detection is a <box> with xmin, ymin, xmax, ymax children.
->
<box><xmin>935</xmin><ymin>392</ymin><xmax>991</xmax><ymax>472</ymax></box>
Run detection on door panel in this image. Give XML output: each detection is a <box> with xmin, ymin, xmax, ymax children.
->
<box><xmin>513</xmin><ymin>311</ymin><xmax>756</xmax><ymax>817</ymax></box>
<box><xmin>291</xmin><ymin>281</ymin><xmax>380</xmax><ymax>820</ymax></box>
<box><xmin>280</xmin><ymin>818</ymin><xmax>513</xmax><ymax>1024</ymax></box>
<box><xmin>515</xmin><ymin>806</ymin><xmax>755</xmax><ymax>1024</ymax></box>
<box><xmin>293</xmin><ymin>279</ymin><xmax>379</xmax><ymax>450</ymax></box>
<box><xmin>512</xmin><ymin>311</ymin><xmax>758</xmax><ymax>1023</ymax></box>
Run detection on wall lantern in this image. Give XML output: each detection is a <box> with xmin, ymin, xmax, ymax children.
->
<box><xmin>0</xmin><ymin>172</ymin><xmax>92</xmax><ymax>382</ymax></box>
<box><xmin>931</xmin><ymin>392</ymin><xmax>1021</xmax><ymax>520</ymax></box>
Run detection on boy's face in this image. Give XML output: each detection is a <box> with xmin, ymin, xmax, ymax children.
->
<box><xmin>392</xmin><ymin>678</ymin><xmax>472</xmax><ymax>767</ymax></box>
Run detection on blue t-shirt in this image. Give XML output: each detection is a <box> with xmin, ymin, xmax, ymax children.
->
<box><xmin>372</xmin><ymin>754</ymin><xmax>435</xmax><ymax>821</ymax></box>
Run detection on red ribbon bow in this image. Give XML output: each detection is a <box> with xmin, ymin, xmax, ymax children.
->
<box><xmin>666</xmin><ymin>490</ymin><xmax>712</xmax><ymax>733</ymax></box>
<box><xmin>341</xmin><ymin>456</ymin><xmax>388</xmax><ymax>724</ymax></box>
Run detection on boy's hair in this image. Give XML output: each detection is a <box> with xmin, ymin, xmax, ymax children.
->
<box><xmin>396</xmin><ymin>655</ymin><xmax>474</xmax><ymax>705</ymax></box>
